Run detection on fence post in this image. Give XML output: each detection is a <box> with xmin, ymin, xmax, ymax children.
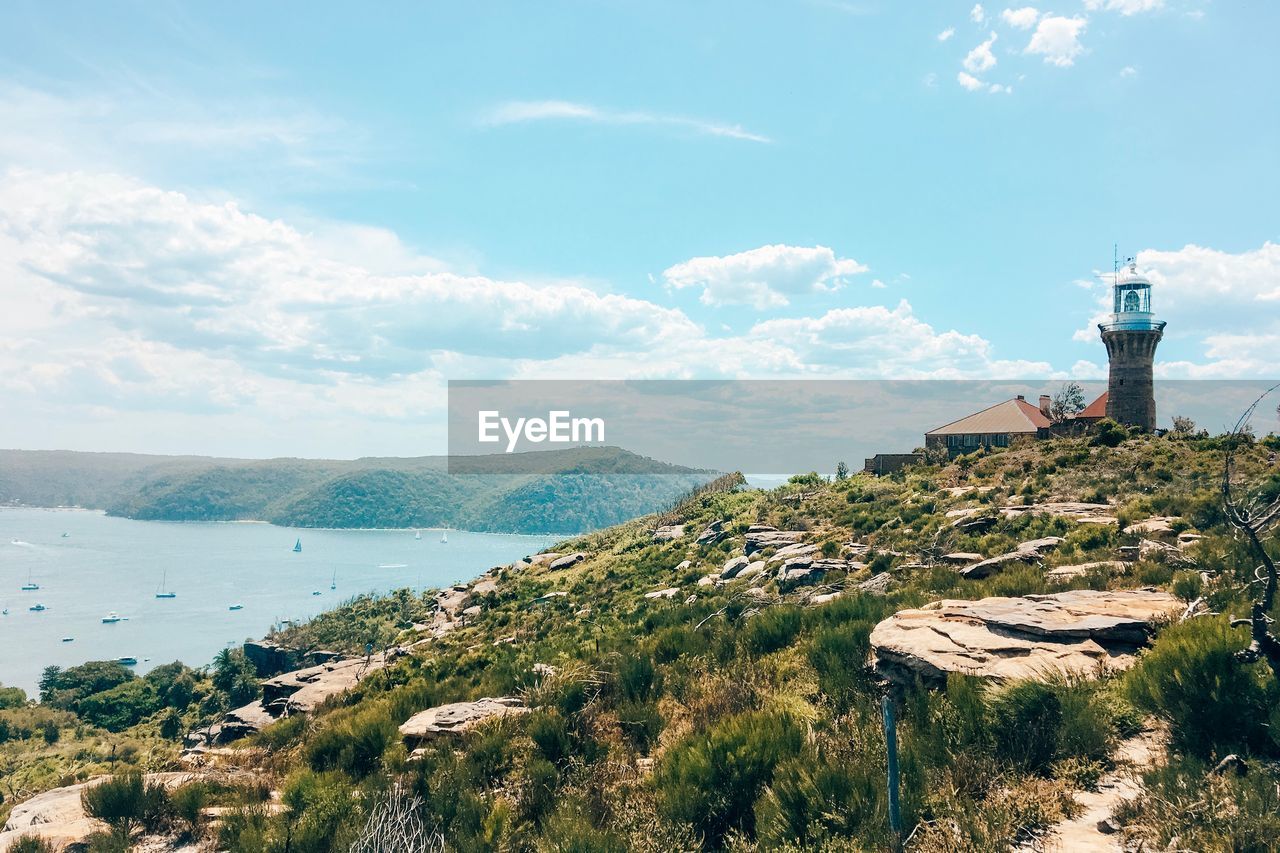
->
<box><xmin>882</xmin><ymin>693</ymin><xmax>903</xmax><ymax>851</ymax></box>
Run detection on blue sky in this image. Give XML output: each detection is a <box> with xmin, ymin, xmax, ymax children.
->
<box><xmin>0</xmin><ymin>0</ymin><xmax>1276</xmax><ymax>457</ymax></box>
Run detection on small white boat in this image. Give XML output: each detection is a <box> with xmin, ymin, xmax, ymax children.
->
<box><xmin>29</xmin><ymin>603</ymin><xmax>46</xmax><ymax>612</ymax></box>
<box><xmin>155</xmin><ymin>571</ymin><xmax>176</xmax><ymax>598</ymax></box>
<box><xmin>21</xmin><ymin>570</ymin><xmax>38</xmax><ymax>591</ymax></box>
<box><xmin>61</xmin><ymin>636</ymin><xmax>74</xmax><ymax>643</ymax></box>
<box><xmin>440</xmin><ymin>531</ymin><xmax>448</xmax><ymax>544</ymax></box>
<box><xmin>293</xmin><ymin>537</ymin><xmax>302</xmax><ymax>553</ymax></box>
<box><xmin>228</xmin><ymin>603</ymin><xmax>244</xmax><ymax>611</ymax></box>
<box><xmin>61</xmin><ymin>532</ymin><xmax>69</xmax><ymax>538</ymax></box>
<box><xmin>414</xmin><ymin>529</ymin><xmax>422</xmax><ymax>540</ymax></box>
<box><xmin>312</xmin><ymin>590</ymin><xmax>321</xmax><ymax>596</ymax></box>
<box><xmin>102</xmin><ymin>611</ymin><xmax>123</xmax><ymax>624</ymax></box>
<box><xmin>117</xmin><ymin>657</ymin><xmax>138</xmax><ymax>666</ymax></box>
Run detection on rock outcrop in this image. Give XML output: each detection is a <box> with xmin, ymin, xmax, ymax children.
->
<box><xmin>870</xmin><ymin>588</ymin><xmax>1181</xmax><ymax>684</ymax></box>
<box><xmin>652</xmin><ymin>524</ymin><xmax>684</xmax><ymax>541</ymax></box>
<box><xmin>644</xmin><ymin>587</ymin><xmax>680</xmax><ymax>600</ymax></box>
<box><xmin>745</xmin><ymin>525</ymin><xmax>805</xmax><ymax>555</ymax></box>
<box><xmin>959</xmin><ymin>536</ymin><xmax>1065</xmax><ymax>579</ymax></box>
<box><xmin>695</xmin><ymin>520</ymin><xmax>729</xmax><ymax>545</ymax></box>
<box><xmin>400</xmin><ymin>697</ymin><xmax>528</xmax><ymax>747</ymax></box>
<box><xmin>549</xmin><ymin>552</ymin><xmax>586</xmax><ymax>570</ymax></box>
<box><xmin>1000</xmin><ymin>502</ymin><xmax>1117</xmax><ymax>525</ymax></box>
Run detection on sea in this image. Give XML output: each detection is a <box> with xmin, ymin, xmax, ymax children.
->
<box><xmin>0</xmin><ymin>507</ymin><xmax>557</xmax><ymax>696</ymax></box>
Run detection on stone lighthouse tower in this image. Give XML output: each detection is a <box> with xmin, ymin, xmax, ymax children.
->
<box><xmin>1099</xmin><ymin>260</ymin><xmax>1165</xmax><ymax>430</ymax></box>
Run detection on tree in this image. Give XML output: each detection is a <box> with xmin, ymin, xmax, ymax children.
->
<box><xmin>1223</xmin><ymin>382</ymin><xmax>1280</xmax><ymax>680</ymax></box>
<box><xmin>1050</xmin><ymin>381</ymin><xmax>1086</xmax><ymax>423</ymax></box>
<box><xmin>1171</xmin><ymin>415</ymin><xmax>1197</xmax><ymax>435</ymax></box>
<box><xmin>834</xmin><ymin>461</ymin><xmax>849</xmax><ymax>481</ymax></box>
<box><xmin>212</xmin><ymin>648</ymin><xmax>260</xmax><ymax>707</ymax></box>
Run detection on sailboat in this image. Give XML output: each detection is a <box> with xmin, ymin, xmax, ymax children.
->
<box><xmin>293</xmin><ymin>538</ymin><xmax>303</xmax><ymax>553</ymax></box>
<box><xmin>330</xmin><ymin>570</ymin><xmax>337</xmax><ymax>590</ymax></box>
<box><xmin>155</xmin><ymin>571</ymin><xmax>176</xmax><ymax>599</ymax></box>
<box><xmin>440</xmin><ymin>531</ymin><xmax>448</xmax><ymax>544</ymax></box>
<box><xmin>20</xmin><ymin>569</ymin><xmax>38</xmax><ymax>591</ymax></box>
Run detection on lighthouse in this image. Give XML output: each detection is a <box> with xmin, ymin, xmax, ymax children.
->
<box><xmin>1098</xmin><ymin>260</ymin><xmax>1165</xmax><ymax>431</ymax></box>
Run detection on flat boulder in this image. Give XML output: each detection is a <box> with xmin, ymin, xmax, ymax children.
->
<box><xmin>745</xmin><ymin>526</ymin><xmax>805</xmax><ymax>555</ymax></box>
<box><xmin>549</xmin><ymin>552</ymin><xmax>586</xmax><ymax>570</ymax></box>
<box><xmin>871</xmin><ymin>588</ymin><xmax>1181</xmax><ymax>684</ymax></box>
<box><xmin>1000</xmin><ymin>502</ymin><xmax>1117</xmax><ymax>525</ymax></box>
<box><xmin>721</xmin><ymin>555</ymin><xmax>752</xmax><ymax>579</ymax></box>
<box><xmin>959</xmin><ymin>537</ymin><xmax>1064</xmax><ymax>579</ymax></box>
<box><xmin>644</xmin><ymin>587</ymin><xmax>680</xmax><ymax>600</ymax></box>
<box><xmin>942</xmin><ymin>552</ymin><xmax>984</xmax><ymax>565</ymax></box>
<box><xmin>400</xmin><ymin>697</ymin><xmax>528</xmax><ymax>745</ymax></box>
<box><xmin>1123</xmin><ymin>516</ymin><xmax>1179</xmax><ymax>536</ymax></box>
<box><xmin>1046</xmin><ymin>560</ymin><xmax>1128</xmax><ymax>580</ymax></box>
<box><xmin>653</xmin><ymin>524</ymin><xmax>685</xmax><ymax>541</ymax></box>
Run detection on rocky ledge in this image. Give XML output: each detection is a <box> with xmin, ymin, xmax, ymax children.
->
<box><xmin>870</xmin><ymin>588</ymin><xmax>1181</xmax><ymax>684</ymax></box>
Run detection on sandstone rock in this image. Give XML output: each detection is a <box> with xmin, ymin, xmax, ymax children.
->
<box><xmin>721</xmin><ymin>555</ymin><xmax>752</xmax><ymax>578</ymax></box>
<box><xmin>733</xmin><ymin>560</ymin><xmax>767</xmax><ymax>582</ymax></box>
<box><xmin>644</xmin><ymin>587</ymin><xmax>680</xmax><ymax>600</ymax></box>
<box><xmin>808</xmin><ymin>591</ymin><xmax>843</xmax><ymax>605</ymax></box>
<box><xmin>461</xmin><ymin>605</ymin><xmax>482</xmax><ymax>618</ymax></box>
<box><xmin>549</xmin><ymin>552</ymin><xmax>586</xmax><ymax>570</ymax></box>
<box><xmin>942</xmin><ymin>552</ymin><xmax>984</xmax><ymax>565</ymax></box>
<box><xmin>953</xmin><ymin>514</ymin><xmax>998</xmax><ymax>533</ymax></box>
<box><xmin>528</xmin><ymin>552</ymin><xmax>563</xmax><ymax>566</ymax></box>
<box><xmin>696</xmin><ymin>519</ymin><xmax>729</xmax><ymax>545</ymax></box>
<box><xmin>400</xmin><ymin>697</ymin><xmax>528</xmax><ymax>745</ymax></box>
<box><xmin>767</xmin><ymin>542</ymin><xmax>819</xmax><ymax>562</ymax></box>
<box><xmin>684</xmin><ymin>594</ymin><xmax>698</xmax><ymax>605</ymax></box>
<box><xmin>777</xmin><ymin>564</ymin><xmax>826</xmax><ymax>591</ymax></box>
<box><xmin>871</xmin><ymin>589</ymin><xmax>1181</xmax><ymax>684</ymax></box>
<box><xmin>0</xmin><ymin>772</ymin><xmax>207</xmax><ymax>850</ymax></box>
<box><xmin>1177</xmin><ymin>532</ymin><xmax>1204</xmax><ymax>546</ymax></box>
<box><xmin>959</xmin><ymin>537</ymin><xmax>1065</xmax><ymax>579</ymax></box>
<box><xmin>652</xmin><ymin>524</ymin><xmax>685</xmax><ymax>541</ymax></box>
<box><xmin>696</xmin><ymin>574</ymin><xmax>720</xmax><ymax>587</ymax></box>
<box><xmin>260</xmin><ymin>653</ymin><xmax>392</xmax><ymax>717</ymax></box>
<box><xmin>1046</xmin><ymin>560</ymin><xmax>1128</xmax><ymax>580</ymax></box>
<box><xmin>745</xmin><ymin>586</ymin><xmax>769</xmax><ymax>600</ymax></box>
<box><xmin>532</xmin><ymin>591</ymin><xmax>569</xmax><ymax>605</ymax></box>
<box><xmin>472</xmin><ymin>578</ymin><xmax>499</xmax><ymax>596</ymax></box>
<box><xmin>745</xmin><ymin>526</ymin><xmax>805</xmax><ymax>555</ymax></box>
<box><xmin>946</xmin><ymin>507</ymin><xmax>979</xmax><ymax>518</ymax></box>
<box><xmin>1000</xmin><ymin>502</ymin><xmax>1117</xmax><ymax>525</ymax></box>
<box><xmin>857</xmin><ymin>572</ymin><xmax>899</xmax><ymax>595</ymax></box>
<box><xmin>1123</xmin><ymin>516</ymin><xmax>1179</xmax><ymax>536</ymax></box>
<box><xmin>676</xmin><ymin>559</ymin><xmax>693</xmax><ymax>571</ymax></box>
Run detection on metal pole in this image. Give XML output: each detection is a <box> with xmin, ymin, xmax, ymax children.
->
<box><xmin>882</xmin><ymin>694</ymin><xmax>903</xmax><ymax>851</ymax></box>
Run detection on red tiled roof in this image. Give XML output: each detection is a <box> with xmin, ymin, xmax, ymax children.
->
<box><xmin>926</xmin><ymin>397</ymin><xmax>1052</xmax><ymax>436</ymax></box>
<box><xmin>1077</xmin><ymin>391</ymin><xmax>1108</xmax><ymax>419</ymax></box>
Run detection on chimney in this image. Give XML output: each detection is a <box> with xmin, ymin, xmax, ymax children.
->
<box><xmin>1016</xmin><ymin>394</ymin><xmax>1025</xmax><ymax>401</ymax></box>
<box><xmin>1039</xmin><ymin>395</ymin><xmax>1052</xmax><ymax>417</ymax></box>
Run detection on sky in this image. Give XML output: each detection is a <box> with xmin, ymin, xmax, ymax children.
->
<box><xmin>0</xmin><ymin>0</ymin><xmax>1276</xmax><ymax>458</ymax></box>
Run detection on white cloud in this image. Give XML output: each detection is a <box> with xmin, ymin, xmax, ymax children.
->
<box><xmin>1084</xmin><ymin>0</ymin><xmax>1163</xmax><ymax>14</ymax></box>
<box><xmin>1000</xmin><ymin>6</ymin><xmax>1040</xmax><ymax>28</ymax></box>
<box><xmin>937</xmin><ymin>27</ymin><xmax>956</xmax><ymax>41</ymax></box>
<box><xmin>1025</xmin><ymin>15</ymin><xmax>1088</xmax><ymax>66</ymax></box>
<box><xmin>957</xmin><ymin>72</ymin><xmax>986</xmax><ymax>91</ymax></box>
<box><xmin>963</xmin><ymin>33</ymin><xmax>999</xmax><ymax>73</ymax></box>
<box><xmin>661</xmin><ymin>244</ymin><xmax>868</xmax><ymax>309</ymax></box>
<box><xmin>482</xmin><ymin>99</ymin><xmax>771</xmax><ymax>144</ymax></box>
<box><xmin>971</xmin><ymin>4</ymin><xmax>986</xmax><ymax>23</ymax></box>
<box><xmin>1120</xmin><ymin>65</ymin><xmax>1138</xmax><ymax>77</ymax></box>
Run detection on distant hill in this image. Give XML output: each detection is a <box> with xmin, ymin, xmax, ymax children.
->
<box><xmin>0</xmin><ymin>447</ymin><xmax>716</xmax><ymax>534</ymax></box>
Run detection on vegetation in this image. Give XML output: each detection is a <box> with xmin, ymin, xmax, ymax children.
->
<box><xmin>2</xmin><ymin>429</ymin><xmax>1278</xmax><ymax>850</ymax></box>
<box><xmin>0</xmin><ymin>447</ymin><xmax>713</xmax><ymax>533</ymax></box>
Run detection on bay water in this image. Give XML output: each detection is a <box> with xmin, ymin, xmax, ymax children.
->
<box><xmin>0</xmin><ymin>507</ymin><xmax>556</xmax><ymax>695</ymax></box>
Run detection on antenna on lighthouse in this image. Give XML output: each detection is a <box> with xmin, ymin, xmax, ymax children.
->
<box><xmin>1113</xmin><ymin>243</ymin><xmax>1118</xmax><ymax>287</ymax></box>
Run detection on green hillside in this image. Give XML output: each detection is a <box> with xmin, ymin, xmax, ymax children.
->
<box><xmin>3</xmin><ymin>426</ymin><xmax>1279</xmax><ymax>851</ymax></box>
<box><xmin>0</xmin><ymin>447</ymin><xmax>715</xmax><ymax>534</ymax></box>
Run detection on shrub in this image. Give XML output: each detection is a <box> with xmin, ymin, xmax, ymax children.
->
<box><xmin>0</xmin><ymin>683</ymin><xmax>27</xmax><ymax>709</ymax></box>
<box><xmin>755</xmin><ymin>750</ymin><xmax>883</xmax><ymax>848</ymax></box>
<box><xmin>307</xmin><ymin>704</ymin><xmax>397</xmax><ymax>779</ymax></box>
<box><xmin>807</xmin><ymin>624</ymin><xmax>874</xmax><ymax>709</ymax></box>
<box><xmin>1171</xmin><ymin>570</ymin><xmax>1204</xmax><ymax>602</ymax></box>
<box><xmin>1092</xmin><ymin>419</ymin><xmax>1127</xmax><ymax>448</ymax></box>
<box><xmin>81</xmin><ymin>772</ymin><xmax>151</xmax><ymax>840</ymax></box>
<box><xmin>1126</xmin><ymin>616</ymin><xmax>1278</xmax><ymax>757</ymax></box>
<box><xmin>657</xmin><ymin>709</ymin><xmax>805</xmax><ymax>845</ymax></box>
<box><xmin>742</xmin><ymin>607</ymin><xmax>803</xmax><ymax>657</ymax></box>
<box><xmin>8</xmin><ymin>837</ymin><xmax>56</xmax><ymax>853</ymax></box>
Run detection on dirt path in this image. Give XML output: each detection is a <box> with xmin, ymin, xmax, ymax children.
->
<box><xmin>1033</xmin><ymin>729</ymin><xmax>1162</xmax><ymax>852</ymax></box>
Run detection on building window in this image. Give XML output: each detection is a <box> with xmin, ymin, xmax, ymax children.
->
<box><xmin>1123</xmin><ymin>290</ymin><xmax>1140</xmax><ymax>312</ymax></box>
